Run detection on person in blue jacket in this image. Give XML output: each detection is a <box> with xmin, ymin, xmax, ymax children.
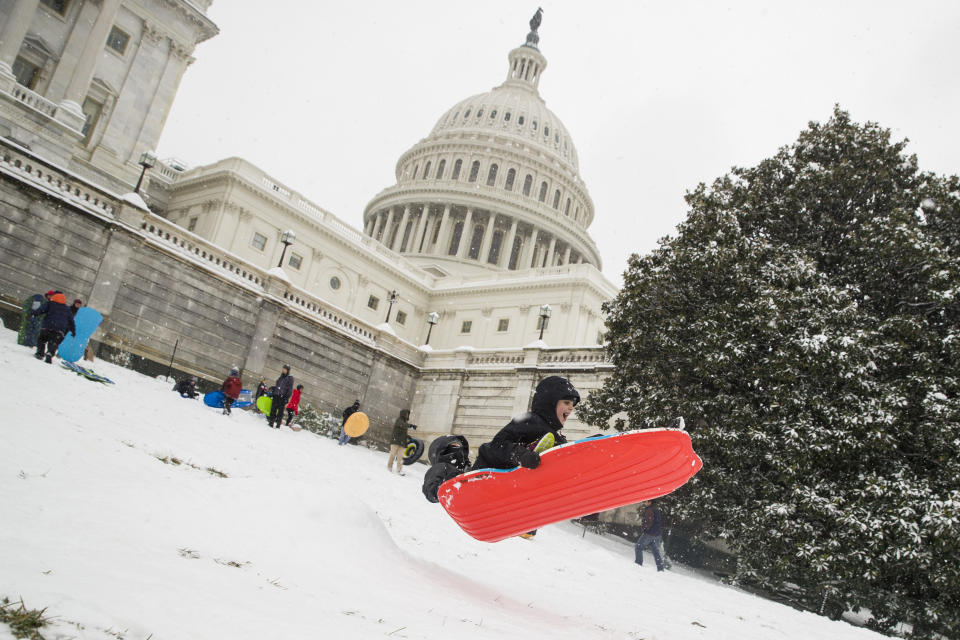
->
<box><xmin>31</xmin><ymin>291</ymin><xmax>75</xmax><ymax>363</ymax></box>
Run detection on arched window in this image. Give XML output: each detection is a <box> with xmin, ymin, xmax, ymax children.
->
<box><xmin>538</xmin><ymin>181</ymin><xmax>548</xmax><ymax>202</ymax></box>
<box><xmin>422</xmin><ymin>162</ymin><xmax>431</xmax><ymax>180</ymax></box>
<box><xmin>522</xmin><ymin>174</ymin><xmax>533</xmax><ymax>196</ymax></box>
<box><xmin>411</xmin><ymin>164</ymin><xmax>418</xmax><ymax>180</ymax></box>
<box><xmin>488</xmin><ymin>230</ymin><xmax>503</xmax><ymax>264</ymax></box>
<box><xmin>518</xmin><ymin>115</ymin><xmax>525</xmax><ymax>126</ymax></box>
<box><xmin>436</xmin><ymin>159</ymin><xmax>446</xmax><ymax>179</ymax></box>
<box><xmin>464</xmin><ymin>109</ymin><xmax>471</xmax><ymax>119</ymax></box>
<box><xmin>565</xmin><ymin>198</ymin><xmax>571</xmax><ymax>215</ymax></box>
<box><xmin>477</xmin><ymin>109</ymin><xmax>483</xmax><ymax>118</ymax></box>
<box><xmin>544</xmin><ymin>126</ymin><xmax>550</xmax><ymax>137</ymax></box>
<box><xmin>448</xmin><ymin>221</ymin><xmax>463</xmax><ymax>255</ymax></box>
<box><xmin>553</xmin><ymin>190</ymin><xmax>561</xmax><ymax>209</ymax></box>
<box><xmin>468</xmin><ymin>160</ymin><xmax>480</xmax><ymax>182</ymax></box>
<box><xmin>490</xmin><ymin>110</ymin><xmax>497</xmax><ymax>119</ymax></box>
<box><xmin>505</xmin><ymin>168</ymin><xmax>516</xmax><ymax>191</ymax></box>
<box><xmin>487</xmin><ymin>164</ymin><xmax>498</xmax><ymax>186</ymax></box>
<box><xmin>532</xmin><ymin>120</ymin><xmax>538</xmax><ymax>131</ymax></box>
<box><xmin>505</xmin><ymin>112</ymin><xmax>511</xmax><ymax>122</ymax></box>
<box><xmin>452</xmin><ymin>159</ymin><xmax>462</xmax><ymax>180</ymax></box>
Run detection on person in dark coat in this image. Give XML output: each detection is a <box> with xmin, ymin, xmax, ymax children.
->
<box><xmin>387</xmin><ymin>409</ymin><xmax>417</xmax><ymax>474</ymax></box>
<box><xmin>268</xmin><ymin>364</ymin><xmax>294</xmax><ymax>428</ymax></box>
<box><xmin>285</xmin><ymin>384</ymin><xmax>303</xmax><ymax>426</ymax></box>
<box><xmin>221</xmin><ymin>367</ymin><xmax>242</xmax><ymax>416</ymax></box>
<box><xmin>339</xmin><ymin>400</ymin><xmax>360</xmax><ymax>445</ymax></box>
<box><xmin>31</xmin><ymin>291</ymin><xmax>76</xmax><ymax>363</ymax></box>
<box><xmin>175</xmin><ymin>375</ymin><xmax>199</xmax><ymax>398</ymax></box>
<box><xmin>471</xmin><ymin>375</ymin><xmax>580</xmax><ymax>471</ymax></box>
<box><xmin>421</xmin><ymin>435</ymin><xmax>470</xmax><ymax>502</ymax></box>
<box><xmin>634</xmin><ymin>500</ymin><xmax>665</xmax><ymax>571</ymax></box>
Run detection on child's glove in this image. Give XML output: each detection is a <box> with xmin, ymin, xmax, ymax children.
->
<box><xmin>519</xmin><ymin>448</ymin><xmax>541</xmax><ymax>469</ymax></box>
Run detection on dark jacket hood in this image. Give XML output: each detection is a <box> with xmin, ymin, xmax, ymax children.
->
<box><xmin>531</xmin><ymin>376</ymin><xmax>580</xmax><ymax>430</ymax></box>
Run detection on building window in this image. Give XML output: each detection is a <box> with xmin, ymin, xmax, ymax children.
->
<box><xmin>508</xmin><ymin>236</ymin><xmax>523</xmax><ymax>270</ymax></box>
<box><xmin>505</xmin><ymin>112</ymin><xmax>511</xmax><ymax>122</ymax></box>
<box><xmin>532</xmin><ymin>120</ymin><xmax>538</xmax><ymax>131</ymax></box>
<box><xmin>464</xmin><ymin>109</ymin><xmax>471</xmax><ymax>119</ymax></box>
<box><xmin>288</xmin><ymin>252</ymin><xmax>302</xmax><ymax>270</ymax></box>
<box><xmin>411</xmin><ymin>164</ymin><xmax>418</xmax><ymax>181</ymax></box>
<box><xmin>544</xmin><ymin>126</ymin><xmax>550</xmax><ymax>137</ymax></box>
<box><xmin>488</xmin><ymin>229</ymin><xmax>503</xmax><ymax>264</ymax></box>
<box><xmin>187</xmin><ymin>217</ymin><xmax>198</xmax><ymax>231</ymax></box>
<box><xmin>452</xmin><ymin>159</ymin><xmax>462</xmax><ymax>180</ymax></box>
<box><xmin>553</xmin><ymin>190</ymin><xmax>561</xmax><ymax>209</ymax></box>
<box><xmin>518</xmin><ymin>115</ymin><xmax>525</xmax><ymax>126</ymax></box>
<box><xmin>106</xmin><ymin>26</ymin><xmax>130</xmax><ymax>55</ymax></box>
<box><xmin>476</xmin><ymin>108</ymin><xmax>483</xmax><ymax>118</ymax></box>
<box><xmin>12</xmin><ymin>57</ymin><xmax>40</xmax><ymax>89</ymax></box>
<box><xmin>80</xmin><ymin>97</ymin><xmax>103</xmax><ymax>144</ymax></box>
<box><xmin>435</xmin><ymin>159</ymin><xmax>446</xmax><ymax>179</ymax></box>
<box><xmin>505</xmin><ymin>168</ymin><xmax>516</xmax><ymax>191</ymax></box>
<box><xmin>497</xmin><ymin>318</ymin><xmax>510</xmax><ymax>332</ymax></box>
<box><xmin>565</xmin><ymin>198</ymin><xmax>571</xmax><ymax>216</ymax></box>
<box><xmin>251</xmin><ymin>232</ymin><xmax>267</xmax><ymax>251</ymax></box>
<box><xmin>367</xmin><ymin>295</ymin><xmax>379</xmax><ymax>310</ymax></box>
<box><xmin>396</xmin><ymin>311</ymin><xmax>407</xmax><ymax>325</ymax></box>
<box><xmin>487</xmin><ymin>164</ymin><xmax>498</xmax><ymax>186</ymax></box>
<box><xmin>538</xmin><ymin>181</ymin><xmax>548</xmax><ymax>202</ymax></box>
<box><xmin>448</xmin><ymin>221</ymin><xmax>463</xmax><ymax>255</ymax></box>
<box><xmin>468</xmin><ymin>224</ymin><xmax>483</xmax><ymax>260</ymax></box>
<box><xmin>468</xmin><ymin>161</ymin><xmax>480</xmax><ymax>182</ymax></box>
<box><xmin>490</xmin><ymin>109</ymin><xmax>497</xmax><ymax>119</ymax></box>
<box><xmin>40</xmin><ymin>0</ymin><xmax>70</xmax><ymax>15</ymax></box>
<box><xmin>460</xmin><ymin>320</ymin><xmax>472</xmax><ymax>334</ymax></box>
<box><xmin>422</xmin><ymin>162</ymin><xmax>431</xmax><ymax>179</ymax></box>
<box><xmin>522</xmin><ymin>174</ymin><xmax>533</xmax><ymax>196</ymax></box>
<box><xmin>329</xmin><ymin>276</ymin><xmax>341</xmax><ymax>290</ymax></box>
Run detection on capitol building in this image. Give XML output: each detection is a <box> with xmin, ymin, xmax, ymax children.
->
<box><xmin>0</xmin><ymin>2</ymin><xmax>617</xmax><ymax>442</ymax></box>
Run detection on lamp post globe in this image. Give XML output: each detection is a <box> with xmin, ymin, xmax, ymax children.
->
<box><xmin>278</xmin><ymin>229</ymin><xmax>296</xmax><ymax>267</ymax></box>
<box><xmin>538</xmin><ymin>303</ymin><xmax>552</xmax><ymax>341</ymax></box>
<box><xmin>134</xmin><ymin>150</ymin><xmax>157</xmax><ymax>194</ymax></box>
<box><xmin>385</xmin><ymin>290</ymin><xmax>399</xmax><ymax>323</ymax></box>
<box><xmin>425</xmin><ymin>311</ymin><xmax>439</xmax><ymax>345</ymax></box>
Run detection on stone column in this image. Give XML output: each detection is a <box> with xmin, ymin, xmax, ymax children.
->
<box><xmin>364</xmin><ymin>215</ymin><xmax>375</xmax><ymax>236</ymax></box>
<box><xmin>544</xmin><ymin>235</ymin><xmax>557</xmax><ymax>267</ymax></box>
<box><xmin>500</xmin><ymin>218</ymin><xmax>519</xmax><ymax>268</ymax></box>
<box><xmin>456</xmin><ymin>207</ymin><xmax>473</xmax><ymax>259</ymax></box>
<box><xmin>523</xmin><ymin>228</ymin><xmax>539</xmax><ymax>268</ymax></box>
<box><xmin>562</xmin><ymin>243</ymin><xmax>572</xmax><ymax>266</ymax></box>
<box><xmin>129</xmin><ymin>34</ymin><xmax>194</xmax><ymax>163</ymax></box>
<box><xmin>392</xmin><ymin>203</ymin><xmax>410</xmax><ymax>251</ymax></box>
<box><xmin>379</xmin><ymin>206</ymin><xmax>394</xmax><ymax>242</ymax></box>
<box><xmin>478</xmin><ymin>213</ymin><xmax>496</xmax><ymax>264</ymax></box>
<box><xmin>57</xmin><ymin>0</ymin><xmax>122</xmax><ymax>130</ymax></box>
<box><xmin>0</xmin><ymin>0</ymin><xmax>40</xmax><ymax>91</ymax></box>
<box><xmin>433</xmin><ymin>204</ymin><xmax>451</xmax><ymax>255</ymax></box>
<box><xmin>412</xmin><ymin>203</ymin><xmax>429</xmax><ymax>253</ymax></box>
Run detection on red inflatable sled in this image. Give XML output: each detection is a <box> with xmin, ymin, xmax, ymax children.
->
<box><xmin>437</xmin><ymin>429</ymin><xmax>703</xmax><ymax>543</ymax></box>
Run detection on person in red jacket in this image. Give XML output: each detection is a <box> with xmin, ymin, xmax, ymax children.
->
<box><xmin>285</xmin><ymin>384</ymin><xmax>303</xmax><ymax>426</ymax></box>
<box><xmin>221</xmin><ymin>367</ymin><xmax>242</xmax><ymax>416</ymax></box>
<box><xmin>287</xmin><ymin>384</ymin><xmax>303</xmax><ymax>427</ymax></box>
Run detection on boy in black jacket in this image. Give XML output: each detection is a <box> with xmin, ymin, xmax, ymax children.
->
<box><xmin>471</xmin><ymin>375</ymin><xmax>580</xmax><ymax>471</ymax></box>
<box><xmin>423</xmin><ymin>376</ymin><xmax>580</xmax><ymax>502</ymax></box>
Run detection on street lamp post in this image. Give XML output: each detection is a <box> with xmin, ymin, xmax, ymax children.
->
<box><xmin>385</xmin><ymin>290</ymin><xmax>399</xmax><ymax>323</ymax></box>
<box><xmin>277</xmin><ymin>229</ymin><xmax>296</xmax><ymax>267</ymax></box>
<box><xmin>134</xmin><ymin>151</ymin><xmax>157</xmax><ymax>194</ymax></box>
<box><xmin>425</xmin><ymin>311</ymin><xmax>439</xmax><ymax>345</ymax></box>
<box><xmin>538</xmin><ymin>303</ymin><xmax>552</xmax><ymax>340</ymax></box>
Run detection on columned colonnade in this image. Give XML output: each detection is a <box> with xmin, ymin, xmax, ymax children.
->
<box><xmin>363</xmin><ymin>203</ymin><xmax>585</xmax><ymax>270</ymax></box>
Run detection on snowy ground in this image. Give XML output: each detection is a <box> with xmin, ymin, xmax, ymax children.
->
<box><xmin>1</xmin><ymin>326</ymin><xmax>886</xmax><ymax>640</ymax></box>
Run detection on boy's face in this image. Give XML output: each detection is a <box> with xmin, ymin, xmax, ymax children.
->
<box><xmin>556</xmin><ymin>399</ymin><xmax>575</xmax><ymax>425</ymax></box>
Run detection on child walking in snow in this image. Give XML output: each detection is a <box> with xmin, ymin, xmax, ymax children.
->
<box><xmin>285</xmin><ymin>384</ymin><xmax>303</xmax><ymax>426</ymax></box>
<box><xmin>221</xmin><ymin>368</ymin><xmax>242</xmax><ymax>415</ymax></box>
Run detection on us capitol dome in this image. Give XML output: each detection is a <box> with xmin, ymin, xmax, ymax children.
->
<box><xmin>362</xmin><ymin>10</ymin><xmax>601</xmax><ymax>279</ymax></box>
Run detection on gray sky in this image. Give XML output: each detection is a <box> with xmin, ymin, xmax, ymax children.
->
<box><xmin>156</xmin><ymin>1</ymin><xmax>960</xmax><ymax>287</ymax></box>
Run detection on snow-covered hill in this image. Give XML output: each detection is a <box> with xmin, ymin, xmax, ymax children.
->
<box><xmin>0</xmin><ymin>327</ymin><xmax>885</xmax><ymax>639</ymax></box>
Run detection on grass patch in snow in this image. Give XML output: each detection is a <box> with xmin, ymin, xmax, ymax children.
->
<box><xmin>0</xmin><ymin>596</ymin><xmax>50</xmax><ymax>639</ymax></box>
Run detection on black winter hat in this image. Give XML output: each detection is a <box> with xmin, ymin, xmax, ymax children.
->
<box><xmin>531</xmin><ymin>376</ymin><xmax>581</xmax><ymax>426</ymax></box>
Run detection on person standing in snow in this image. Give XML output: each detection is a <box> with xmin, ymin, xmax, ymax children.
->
<box><xmin>221</xmin><ymin>367</ymin><xmax>242</xmax><ymax>416</ymax></box>
<box><xmin>387</xmin><ymin>409</ymin><xmax>417</xmax><ymax>474</ymax></box>
<box><xmin>634</xmin><ymin>500</ymin><xmax>665</xmax><ymax>571</ymax></box>
<box><xmin>268</xmin><ymin>364</ymin><xmax>294</xmax><ymax>429</ymax></box>
<box><xmin>339</xmin><ymin>400</ymin><xmax>360</xmax><ymax>445</ymax></box>
<box><xmin>31</xmin><ymin>291</ymin><xmax>76</xmax><ymax>363</ymax></box>
<box><xmin>285</xmin><ymin>384</ymin><xmax>303</xmax><ymax>426</ymax></box>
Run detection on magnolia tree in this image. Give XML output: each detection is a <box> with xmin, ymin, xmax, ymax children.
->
<box><xmin>579</xmin><ymin>107</ymin><xmax>959</xmax><ymax>638</ymax></box>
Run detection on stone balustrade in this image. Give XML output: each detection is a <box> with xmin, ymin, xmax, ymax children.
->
<box><xmin>10</xmin><ymin>84</ymin><xmax>58</xmax><ymax>118</ymax></box>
